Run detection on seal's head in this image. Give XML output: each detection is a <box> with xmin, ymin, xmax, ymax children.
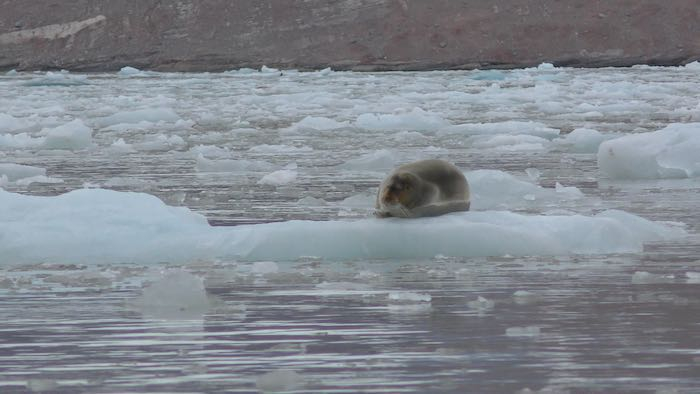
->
<box><xmin>380</xmin><ymin>172</ymin><xmax>421</xmax><ymax>209</ymax></box>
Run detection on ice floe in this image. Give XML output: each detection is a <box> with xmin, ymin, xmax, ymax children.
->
<box><xmin>598</xmin><ymin>123</ymin><xmax>700</xmax><ymax>179</ymax></box>
<box><xmin>0</xmin><ymin>188</ymin><xmax>685</xmax><ymax>265</ymax></box>
<box><xmin>96</xmin><ymin>108</ymin><xmax>181</xmax><ymax>127</ymax></box>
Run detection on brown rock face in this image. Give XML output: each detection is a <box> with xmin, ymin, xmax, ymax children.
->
<box><xmin>1</xmin><ymin>0</ymin><xmax>699</xmax><ymax>71</ymax></box>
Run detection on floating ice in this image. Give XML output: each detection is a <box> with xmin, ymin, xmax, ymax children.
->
<box><xmin>96</xmin><ymin>108</ymin><xmax>181</xmax><ymax>127</ymax></box>
<box><xmin>108</xmin><ymin>138</ymin><xmax>136</xmax><ymax>154</ymax></box>
<box><xmin>0</xmin><ymin>113</ymin><xmax>33</xmax><ymax>132</ymax></box>
<box><xmin>0</xmin><ymin>188</ymin><xmax>685</xmax><ymax>264</ymax></box>
<box><xmin>195</xmin><ymin>154</ymin><xmax>275</xmax><ymax>172</ymax></box>
<box><xmin>258</xmin><ymin>168</ymin><xmax>297</xmax><ymax>186</ymax></box>
<box><xmin>686</xmin><ymin>272</ymin><xmax>700</xmax><ymax>283</ymax></box>
<box><xmin>249</xmin><ymin>144</ymin><xmax>312</xmax><ymax>153</ymax></box>
<box><xmin>440</xmin><ymin>121</ymin><xmax>560</xmax><ymax>140</ymax></box>
<box><xmin>15</xmin><ymin>175</ymin><xmax>63</xmax><ymax>186</ymax></box>
<box><xmin>554</xmin><ymin>128</ymin><xmax>617</xmax><ymax>153</ymax></box>
<box><xmin>466</xmin><ymin>170</ymin><xmax>583</xmax><ymax>210</ymax></box>
<box><xmin>297</xmin><ymin>196</ymin><xmax>329</xmax><ymax>206</ymax></box>
<box><xmin>388</xmin><ymin>292</ymin><xmax>432</xmax><ymax>303</ymax></box>
<box><xmin>0</xmin><ymin>163</ymin><xmax>46</xmax><ymax>181</ymax></box>
<box><xmin>355</xmin><ymin>107</ymin><xmax>450</xmax><ymax>132</ymax></box>
<box><xmin>133</xmin><ymin>270</ymin><xmax>210</xmax><ymax>320</ymax></box>
<box><xmin>118</xmin><ymin>66</ymin><xmax>142</xmax><ymax>76</ymax></box>
<box><xmin>256</xmin><ymin>369</ymin><xmax>304</xmax><ymax>393</ymax></box>
<box><xmin>283</xmin><ymin>116</ymin><xmax>350</xmax><ymax>133</ymax></box>
<box><xmin>40</xmin><ymin>119</ymin><xmax>92</xmax><ymax>150</ymax></box>
<box><xmin>506</xmin><ymin>326</ymin><xmax>541</xmax><ymax>337</ymax></box>
<box><xmin>631</xmin><ymin>271</ymin><xmax>675</xmax><ymax>284</ymax></box>
<box><xmin>23</xmin><ymin>71</ymin><xmax>89</xmax><ymax>86</ymax></box>
<box><xmin>598</xmin><ymin>123</ymin><xmax>700</xmax><ymax>179</ymax></box>
<box><xmin>470</xmin><ymin>134</ymin><xmax>550</xmax><ymax>151</ymax></box>
<box><xmin>250</xmin><ymin>261</ymin><xmax>279</xmax><ymax>275</ymax></box>
<box><xmin>468</xmin><ymin>296</ymin><xmax>495</xmax><ymax>312</ymax></box>
<box><xmin>133</xmin><ymin>134</ymin><xmax>186</xmax><ymax>151</ymax></box>
<box><xmin>338</xmin><ymin>193</ymin><xmax>375</xmax><ymax>208</ymax></box>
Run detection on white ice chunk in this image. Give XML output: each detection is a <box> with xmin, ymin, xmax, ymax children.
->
<box><xmin>297</xmin><ymin>196</ymin><xmax>329</xmax><ymax>206</ymax></box>
<box><xmin>282</xmin><ymin>116</ymin><xmax>350</xmax><ymax>133</ymax></box>
<box><xmin>118</xmin><ymin>66</ymin><xmax>142</xmax><ymax>76</ymax></box>
<box><xmin>466</xmin><ymin>169</ymin><xmax>583</xmax><ymax>210</ymax></box>
<box><xmin>23</xmin><ymin>71</ymin><xmax>89</xmax><ymax>86</ymax></box>
<box><xmin>96</xmin><ymin>108</ymin><xmax>180</xmax><ymax>127</ymax></box>
<box><xmin>258</xmin><ymin>168</ymin><xmax>297</xmax><ymax>186</ymax></box>
<box><xmin>631</xmin><ymin>271</ymin><xmax>675</xmax><ymax>284</ymax></box>
<box><xmin>248</xmin><ymin>144</ymin><xmax>312</xmax><ymax>153</ymax></box>
<box><xmin>598</xmin><ymin>123</ymin><xmax>700</xmax><ymax>179</ymax></box>
<box><xmin>0</xmin><ymin>132</ymin><xmax>43</xmax><ymax>149</ymax></box>
<box><xmin>133</xmin><ymin>134</ymin><xmax>185</xmax><ymax>151</ymax></box>
<box><xmin>554</xmin><ymin>128</ymin><xmax>617</xmax><ymax>153</ymax></box>
<box><xmin>260</xmin><ymin>65</ymin><xmax>280</xmax><ymax>74</ymax></box>
<box><xmin>195</xmin><ymin>154</ymin><xmax>275</xmax><ymax>172</ymax></box>
<box><xmin>251</xmin><ymin>261</ymin><xmax>279</xmax><ymax>275</ymax></box>
<box><xmin>470</xmin><ymin>134</ymin><xmax>549</xmax><ymax>151</ymax></box>
<box><xmin>686</xmin><ymin>272</ymin><xmax>700</xmax><ymax>283</ymax></box>
<box><xmin>338</xmin><ymin>193</ymin><xmax>375</xmax><ymax>208</ymax></box>
<box><xmin>506</xmin><ymin>326</ymin><xmax>541</xmax><ymax>337</ymax></box>
<box><xmin>355</xmin><ymin>107</ymin><xmax>450</xmax><ymax>131</ymax></box>
<box><xmin>388</xmin><ymin>292</ymin><xmax>431</xmax><ymax>303</ymax></box>
<box><xmin>256</xmin><ymin>369</ymin><xmax>304</xmax><ymax>393</ymax></box>
<box><xmin>0</xmin><ymin>163</ymin><xmax>46</xmax><ymax>181</ymax></box>
<box><xmin>133</xmin><ymin>270</ymin><xmax>209</xmax><ymax>320</ymax></box>
<box><xmin>108</xmin><ymin>138</ymin><xmax>136</xmax><ymax>154</ymax></box>
<box><xmin>0</xmin><ymin>113</ymin><xmax>33</xmax><ymax>132</ymax></box>
<box><xmin>441</xmin><ymin>121</ymin><xmax>560</xmax><ymax>140</ymax></box>
<box><xmin>15</xmin><ymin>175</ymin><xmax>63</xmax><ymax>186</ymax></box>
<box><xmin>468</xmin><ymin>296</ymin><xmax>495</xmax><ymax>311</ymax></box>
<box><xmin>0</xmin><ymin>189</ymin><xmax>685</xmax><ymax>264</ymax></box>
<box><xmin>41</xmin><ymin>119</ymin><xmax>92</xmax><ymax>150</ymax></box>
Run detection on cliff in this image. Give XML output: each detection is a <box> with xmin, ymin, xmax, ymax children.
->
<box><xmin>1</xmin><ymin>0</ymin><xmax>699</xmax><ymax>71</ymax></box>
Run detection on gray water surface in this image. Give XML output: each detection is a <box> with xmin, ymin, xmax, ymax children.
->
<box><xmin>1</xmin><ymin>66</ymin><xmax>700</xmax><ymax>393</ymax></box>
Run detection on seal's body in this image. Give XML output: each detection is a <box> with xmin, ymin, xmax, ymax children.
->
<box><xmin>375</xmin><ymin>159</ymin><xmax>470</xmax><ymax>218</ymax></box>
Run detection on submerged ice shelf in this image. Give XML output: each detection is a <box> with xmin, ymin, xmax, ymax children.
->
<box><xmin>0</xmin><ymin>188</ymin><xmax>685</xmax><ymax>264</ymax></box>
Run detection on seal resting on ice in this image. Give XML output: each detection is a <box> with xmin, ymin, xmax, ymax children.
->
<box><xmin>375</xmin><ymin>159</ymin><xmax>470</xmax><ymax>218</ymax></box>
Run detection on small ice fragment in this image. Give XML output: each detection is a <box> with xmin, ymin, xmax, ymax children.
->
<box><xmin>258</xmin><ymin>169</ymin><xmax>297</xmax><ymax>186</ymax></box>
<box><xmin>513</xmin><ymin>290</ymin><xmax>541</xmax><ymax>305</ymax></box>
<box><xmin>260</xmin><ymin>65</ymin><xmax>280</xmax><ymax>74</ymax></box>
<box><xmin>506</xmin><ymin>326</ymin><xmax>541</xmax><ymax>337</ymax></box>
<box><xmin>297</xmin><ymin>196</ymin><xmax>328</xmax><ymax>206</ymax></box>
<box><xmin>523</xmin><ymin>194</ymin><xmax>536</xmax><ymax>201</ymax></box>
<box><xmin>686</xmin><ymin>272</ymin><xmax>700</xmax><ymax>283</ymax></box>
<box><xmin>468</xmin><ymin>296</ymin><xmax>495</xmax><ymax>311</ymax></box>
<box><xmin>256</xmin><ymin>369</ymin><xmax>304</xmax><ymax>392</ymax></box>
<box><xmin>26</xmin><ymin>378</ymin><xmax>58</xmax><ymax>392</ymax></box>
<box><xmin>15</xmin><ymin>175</ymin><xmax>63</xmax><ymax>186</ymax></box>
<box><xmin>388</xmin><ymin>292</ymin><xmax>431</xmax><ymax>303</ymax></box>
<box><xmin>554</xmin><ymin>182</ymin><xmax>584</xmax><ymax>197</ymax></box>
<box><xmin>525</xmin><ymin>167</ymin><xmax>540</xmax><ymax>181</ymax></box>
<box><xmin>134</xmin><ymin>270</ymin><xmax>209</xmax><ymax>320</ymax></box>
<box><xmin>251</xmin><ymin>261</ymin><xmax>279</xmax><ymax>275</ymax></box>
<box><xmin>118</xmin><ymin>66</ymin><xmax>141</xmax><ymax>76</ymax></box>
<box><xmin>631</xmin><ymin>271</ymin><xmax>674</xmax><ymax>284</ymax></box>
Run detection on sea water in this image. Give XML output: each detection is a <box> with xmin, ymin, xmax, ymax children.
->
<box><xmin>1</xmin><ymin>64</ymin><xmax>699</xmax><ymax>392</ymax></box>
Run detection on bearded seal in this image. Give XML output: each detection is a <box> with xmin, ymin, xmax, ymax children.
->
<box><xmin>375</xmin><ymin>159</ymin><xmax>470</xmax><ymax>218</ymax></box>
